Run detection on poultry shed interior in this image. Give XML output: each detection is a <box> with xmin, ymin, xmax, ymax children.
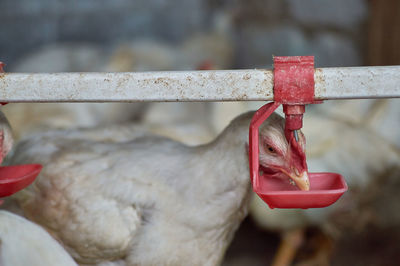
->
<box><xmin>0</xmin><ymin>0</ymin><xmax>400</xmax><ymax>265</ymax></box>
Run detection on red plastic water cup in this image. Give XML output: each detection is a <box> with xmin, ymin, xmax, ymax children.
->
<box><xmin>0</xmin><ymin>164</ymin><xmax>42</xmax><ymax>198</ymax></box>
<box><xmin>249</xmin><ymin>102</ymin><xmax>348</xmax><ymax>209</ymax></box>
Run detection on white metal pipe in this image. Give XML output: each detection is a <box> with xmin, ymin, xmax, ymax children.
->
<box><xmin>0</xmin><ymin>70</ymin><xmax>273</xmax><ymax>102</ymax></box>
<box><xmin>314</xmin><ymin>66</ymin><xmax>400</xmax><ymax>100</ymax></box>
<box><xmin>0</xmin><ymin>66</ymin><xmax>399</xmax><ymax>102</ymax></box>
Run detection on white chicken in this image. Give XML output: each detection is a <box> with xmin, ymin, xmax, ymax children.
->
<box><xmin>8</xmin><ymin>111</ymin><xmax>310</xmax><ymax>265</ymax></box>
<box><xmin>312</xmin><ymin>99</ymin><xmax>400</xmax><ymax>149</ymax></box>
<box><xmin>141</xmin><ymin>102</ymin><xmax>215</xmax><ymax>145</ymax></box>
<box><xmin>0</xmin><ymin>210</ymin><xmax>77</xmax><ymax>266</ymax></box>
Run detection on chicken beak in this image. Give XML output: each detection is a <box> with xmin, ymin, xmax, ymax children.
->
<box><xmin>290</xmin><ymin>170</ymin><xmax>310</xmax><ymax>191</ymax></box>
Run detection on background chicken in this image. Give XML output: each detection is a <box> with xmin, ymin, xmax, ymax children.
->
<box><xmin>0</xmin><ymin>210</ymin><xmax>77</xmax><ymax>266</ymax></box>
<box><xmin>7</xmin><ymin>111</ymin><xmax>309</xmax><ymax>265</ymax></box>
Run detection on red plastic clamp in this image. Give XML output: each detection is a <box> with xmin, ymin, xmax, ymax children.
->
<box><xmin>274</xmin><ymin>56</ymin><xmax>318</xmax><ymax>133</ymax></box>
<box><xmin>273</xmin><ymin>56</ymin><xmax>315</xmax><ymax>104</ymax></box>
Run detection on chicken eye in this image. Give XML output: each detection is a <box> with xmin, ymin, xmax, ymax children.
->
<box><xmin>265</xmin><ymin>144</ymin><xmax>276</xmax><ymax>153</ymax></box>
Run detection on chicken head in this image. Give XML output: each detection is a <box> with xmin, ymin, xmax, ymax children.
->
<box><xmin>258</xmin><ymin>113</ymin><xmax>310</xmax><ymax>191</ymax></box>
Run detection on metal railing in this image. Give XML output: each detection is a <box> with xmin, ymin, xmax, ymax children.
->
<box><xmin>0</xmin><ymin>66</ymin><xmax>399</xmax><ymax>102</ymax></box>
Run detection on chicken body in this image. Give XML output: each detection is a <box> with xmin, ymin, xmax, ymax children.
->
<box><xmin>9</xmin><ymin>112</ymin><xmax>258</xmax><ymax>265</ymax></box>
<box><xmin>141</xmin><ymin>102</ymin><xmax>216</xmax><ymax>145</ymax></box>
<box><xmin>0</xmin><ymin>210</ymin><xmax>77</xmax><ymax>266</ymax></box>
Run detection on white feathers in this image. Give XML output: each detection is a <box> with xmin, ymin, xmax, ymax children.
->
<box><xmin>8</xmin><ymin>111</ymin><xmax>265</xmax><ymax>265</ymax></box>
<box><xmin>0</xmin><ymin>210</ymin><xmax>77</xmax><ymax>266</ymax></box>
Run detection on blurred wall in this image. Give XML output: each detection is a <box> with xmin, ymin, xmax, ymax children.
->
<box><xmin>229</xmin><ymin>0</ymin><xmax>367</xmax><ymax>67</ymax></box>
<box><xmin>0</xmin><ymin>0</ymin><xmax>368</xmax><ymax>68</ymax></box>
<box><xmin>0</xmin><ymin>0</ymin><xmax>207</xmax><ymax>64</ymax></box>
<box><xmin>368</xmin><ymin>0</ymin><xmax>400</xmax><ymax>65</ymax></box>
